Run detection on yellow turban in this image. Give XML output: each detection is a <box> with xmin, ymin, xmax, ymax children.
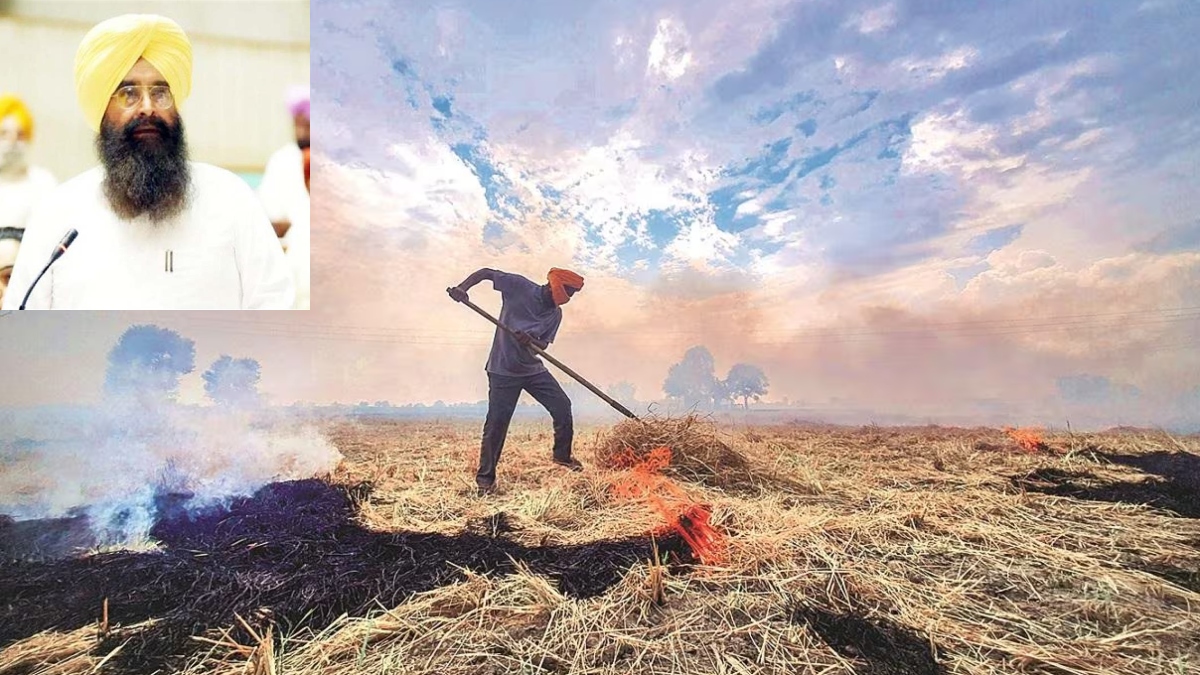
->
<box><xmin>73</xmin><ymin>14</ymin><xmax>192</xmax><ymax>132</ymax></box>
<box><xmin>0</xmin><ymin>94</ymin><xmax>34</xmax><ymax>139</ymax></box>
<box><xmin>547</xmin><ymin>268</ymin><xmax>584</xmax><ymax>305</ymax></box>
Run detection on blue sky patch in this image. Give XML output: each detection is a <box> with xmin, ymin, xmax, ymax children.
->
<box><xmin>482</xmin><ymin>221</ymin><xmax>507</xmax><ymax>245</ymax></box>
<box><xmin>450</xmin><ymin>142</ymin><xmax>523</xmax><ymax>217</ymax></box>
<box><xmin>752</xmin><ymin>90</ymin><xmax>816</xmax><ymax>125</ymax></box>
<box><xmin>708</xmin><ymin>184</ymin><xmax>761</xmax><ymax>234</ymax></box>
<box><xmin>432</xmin><ymin>95</ymin><xmax>453</xmax><ymax>118</ymax></box>
<box><xmin>965</xmin><ymin>224</ymin><xmax>1023</xmax><ymax>256</ymax></box>
<box><xmin>642</xmin><ymin>209</ymin><xmax>685</xmax><ymax>248</ymax></box>
<box><xmin>729</xmin><ymin>137</ymin><xmax>794</xmax><ymax>184</ymax></box>
<box><xmin>947</xmin><ymin>261</ymin><xmax>991</xmax><ymax>289</ymax></box>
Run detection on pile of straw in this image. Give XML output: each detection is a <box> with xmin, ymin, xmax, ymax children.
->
<box><xmin>596</xmin><ymin>414</ymin><xmax>745</xmax><ymax>471</ymax></box>
<box><xmin>593</xmin><ymin>414</ymin><xmax>803</xmax><ymax>495</ymax></box>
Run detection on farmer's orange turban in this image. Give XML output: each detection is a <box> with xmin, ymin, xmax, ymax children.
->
<box><xmin>547</xmin><ymin>268</ymin><xmax>584</xmax><ymax>305</ymax></box>
<box><xmin>0</xmin><ymin>95</ymin><xmax>34</xmax><ymax>139</ymax></box>
<box><xmin>73</xmin><ymin>14</ymin><xmax>193</xmax><ymax>132</ymax></box>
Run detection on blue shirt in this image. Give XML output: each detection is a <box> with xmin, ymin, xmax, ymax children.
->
<box><xmin>485</xmin><ymin>271</ymin><xmax>563</xmax><ymax>377</ymax></box>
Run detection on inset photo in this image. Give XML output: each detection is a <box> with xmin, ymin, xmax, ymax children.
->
<box><xmin>0</xmin><ymin>1</ymin><xmax>310</xmax><ymax>310</ymax></box>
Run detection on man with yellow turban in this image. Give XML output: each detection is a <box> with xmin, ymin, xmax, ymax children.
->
<box><xmin>3</xmin><ymin>14</ymin><xmax>294</xmax><ymax>310</ymax></box>
<box><xmin>0</xmin><ymin>94</ymin><xmax>57</xmax><ymax>238</ymax></box>
<box><xmin>449</xmin><ymin>267</ymin><xmax>586</xmax><ymax>494</ymax></box>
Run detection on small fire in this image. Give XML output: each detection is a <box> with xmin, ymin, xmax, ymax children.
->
<box><xmin>1003</xmin><ymin>426</ymin><xmax>1045</xmax><ymax>452</ymax></box>
<box><xmin>610</xmin><ymin>446</ymin><xmax>728</xmax><ymax>566</ymax></box>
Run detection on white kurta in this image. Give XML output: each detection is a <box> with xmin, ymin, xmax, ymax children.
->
<box><xmin>285</xmin><ymin>191</ymin><xmax>310</xmax><ymax>309</ymax></box>
<box><xmin>2</xmin><ymin>162</ymin><xmax>295</xmax><ymax>310</ymax></box>
<box><xmin>257</xmin><ymin>142</ymin><xmax>307</xmax><ymax>242</ymax></box>
<box><xmin>0</xmin><ymin>166</ymin><xmax>57</xmax><ymax>232</ymax></box>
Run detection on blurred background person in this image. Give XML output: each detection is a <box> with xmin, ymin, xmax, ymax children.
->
<box><xmin>0</xmin><ymin>232</ymin><xmax>20</xmax><ymax>307</ymax></box>
<box><xmin>0</xmin><ymin>94</ymin><xmax>57</xmax><ymax>237</ymax></box>
<box><xmin>285</xmin><ymin>146</ymin><xmax>310</xmax><ymax>309</ymax></box>
<box><xmin>259</xmin><ymin>84</ymin><xmax>310</xmax><ymax>243</ymax></box>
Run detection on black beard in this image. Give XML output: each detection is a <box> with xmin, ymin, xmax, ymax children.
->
<box><xmin>96</xmin><ymin>115</ymin><xmax>191</xmax><ymax>223</ymax></box>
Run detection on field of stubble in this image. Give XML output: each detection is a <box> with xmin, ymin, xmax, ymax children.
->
<box><xmin>2</xmin><ymin>417</ymin><xmax>1198</xmax><ymax>675</ymax></box>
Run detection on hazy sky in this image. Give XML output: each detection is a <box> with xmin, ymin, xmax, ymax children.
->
<box><xmin>2</xmin><ymin>0</ymin><xmax>1198</xmax><ymax>426</ymax></box>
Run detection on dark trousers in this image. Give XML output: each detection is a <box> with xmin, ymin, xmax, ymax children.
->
<box><xmin>477</xmin><ymin>370</ymin><xmax>573</xmax><ymax>487</ymax></box>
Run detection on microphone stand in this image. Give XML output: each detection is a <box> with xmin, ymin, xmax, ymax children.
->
<box><xmin>19</xmin><ymin>229</ymin><xmax>78</xmax><ymax>310</ymax></box>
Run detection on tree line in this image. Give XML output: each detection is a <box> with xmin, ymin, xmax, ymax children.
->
<box><xmin>662</xmin><ymin>345</ymin><xmax>768</xmax><ymax>410</ymax></box>
<box><xmin>105</xmin><ymin>325</ymin><xmax>263</xmax><ymax>407</ymax></box>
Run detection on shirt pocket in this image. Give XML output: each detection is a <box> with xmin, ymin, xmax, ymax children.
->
<box><xmin>159</xmin><ymin>243</ymin><xmax>241</xmax><ymax>309</ymax></box>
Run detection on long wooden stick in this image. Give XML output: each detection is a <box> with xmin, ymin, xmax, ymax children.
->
<box><xmin>451</xmin><ymin>291</ymin><xmax>640</xmax><ymax>420</ymax></box>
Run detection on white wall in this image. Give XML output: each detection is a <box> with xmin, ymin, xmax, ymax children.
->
<box><xmin>0</xmin><ymin>0</ymin><xmax>310</xmax><ymax>183</ymax></box>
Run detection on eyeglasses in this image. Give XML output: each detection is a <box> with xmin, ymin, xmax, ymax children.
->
<box><xmin>110</xmin><ymin>85</ymin><xmax>174</xmax><ymax>111</ymax></box>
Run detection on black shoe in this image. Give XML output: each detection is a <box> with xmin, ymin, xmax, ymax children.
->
<box><xmin>477</xmin><ymin>483</ymin><xmax>496</xmax><ymax>496</ymax></box>
<box><xmin>553</xmin><ymin>458</ymin><xmax>584</xmax><ymax>472</ymax></box>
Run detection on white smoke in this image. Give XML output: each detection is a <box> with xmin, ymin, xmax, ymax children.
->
<box><xmin>0</xmin><ymin>404</ymin><xmax>343</xmax><ymax>548</ymax></box>
<box><xmin>0</xmin><ymin>325</ymin><xmax>344</xmax><ymax>554</ymax></box>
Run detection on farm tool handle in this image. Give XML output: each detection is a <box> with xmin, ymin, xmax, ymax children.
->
<box><xmin>450</xmin><ymin>290</ymin><xmax>640</xmax><ymax>420</ymax></box>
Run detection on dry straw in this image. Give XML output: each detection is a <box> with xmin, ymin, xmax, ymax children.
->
<box><xmin>594</xmin><ymin>413</ymin><xmax>809</xmax><ymax>496</ymax></box>
<box><xmin>2</xmin><ymin>418</ymin><xmax>1198</xmax><ymax>675</ymax></box>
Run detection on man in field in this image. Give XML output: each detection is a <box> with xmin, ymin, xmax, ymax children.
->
<box><xmin>3</xmin><ymin>14</ymin><xmax>294</xmax><ymax>310</ymax></box>
<box><xmin>448</xmin><ymin>267</ymin><xmax>586</xmax><ymax>494</ymax></box>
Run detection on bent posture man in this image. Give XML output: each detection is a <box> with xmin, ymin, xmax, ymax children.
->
<box><xmin>3</xmin><ymin>14</ymin><xmax>294</xmax><ymax>310</ymax></box>
<box><xmin>449</xmin><ymin>267</ymin><xmax>585</xmax><ymax>494</ymax></box>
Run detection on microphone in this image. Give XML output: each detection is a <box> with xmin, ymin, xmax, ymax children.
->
<box><xmin>19</xmin><ymin>229</ymin><xmax>78</xmax><ymax>310</ymax></box>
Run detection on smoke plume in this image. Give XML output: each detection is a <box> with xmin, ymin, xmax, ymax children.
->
<box><xmin>0</xmin><ymin>325</ymin><xmax>343</xmax><ymax>558</ymax></box>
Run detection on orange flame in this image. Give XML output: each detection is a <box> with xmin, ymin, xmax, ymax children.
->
<box><xmin>1003</xmin><ymin>426</ymin><xmax>1045</xmax><ymax>452</ymax></box>
<box><xmin>610</xmin><ymin>446</ymin><xmax>728</xmax><ymax>566</ymax></box>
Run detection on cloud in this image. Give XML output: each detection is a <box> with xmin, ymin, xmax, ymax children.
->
<box><xmin>297</xmin><ymin>0</ymin><xmax>1199</xmax><ymax>424</ymax></box>
<box><xmin>1136</xmin><ymin>219</ymin><xmax>1200</xmax><ymax>255</ymax></box>
<box><xmin>6</xmin><ymin>0</ymin><xmax>1197</xmax><ymax>432</ymax></box>
<box><xmin>646</xmin><ymin>18</ymin><xmax>693</xmax><ymax>80</ymax></box>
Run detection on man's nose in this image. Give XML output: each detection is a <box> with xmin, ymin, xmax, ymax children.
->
<box><xmin>135</xmin><ymin>90</ymin><xmax>156</xmax><ymax>116</ymax></box>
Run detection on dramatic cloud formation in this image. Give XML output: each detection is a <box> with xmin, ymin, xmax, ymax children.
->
<box><xmin>300</xmin><ymin>0</ymin><xmax>1200</xmax><ymax>426</ymax></box>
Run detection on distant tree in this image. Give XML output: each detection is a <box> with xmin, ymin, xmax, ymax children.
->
<box><xmin>104</xmin><ymin>324</ymin><xmax>196</xmax><ymax>403</ymax></box>
<box><xmin>724</xmin><ymin>363</ymin><xmax>769</xmax><ymax>409</ymax></box>
<box><xmin>663</xmin><ymin>346</ymin><xmax>719</xmax><ymax>408</ymax></box>
<box><xmin>202</xmin><ymin>356</ymin><xmax>262</xmax><ymax>407</ymax></box>
<box><xmin>711</xmin><ymin>378</ymin><xmax>733</xmax><ymax>409</ymax></box>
